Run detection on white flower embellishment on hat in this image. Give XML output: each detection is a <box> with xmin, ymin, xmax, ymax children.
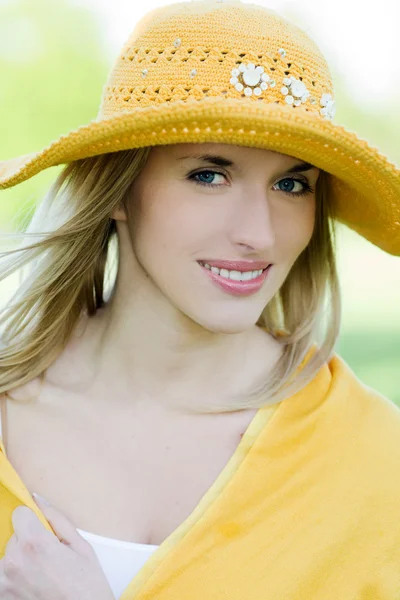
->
<box><xmin>229</xmin><ymin>53</ymin><xmax>337</xmax><ymax>121</ymax></box>
<box><xmin>230</xmin><ymin>63</ymin><xmax>276</xmax><ymax>97</ymax></box>
<box><xmin>320</xmin><ymin>93</ymin><xmax>336</xmax><ymax>120</ymax></box>
<box><xmin>280</xmin><ymin>76</ymin><xmax>310</xmax><ymax>106</ymax></box>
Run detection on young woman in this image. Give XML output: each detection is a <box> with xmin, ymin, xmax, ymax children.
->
<box><xmin>0</xmin><ymin>1</ymin><xmax>399</xmax><ymax>599</ymax></box>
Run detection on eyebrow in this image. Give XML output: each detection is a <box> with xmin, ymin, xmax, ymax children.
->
<box><xmin>175</xmin><ymin>153</ymin><xmax>317</xmax><ymax>173</ymax></box>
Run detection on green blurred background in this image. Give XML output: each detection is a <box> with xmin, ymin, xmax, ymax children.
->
<box><xmin>0</xmin><ymin>0</ymin><xmax>399</xmax><ymax>404</ymax></box>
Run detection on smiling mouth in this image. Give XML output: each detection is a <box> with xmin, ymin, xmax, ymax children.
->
<box><xmin>197</xmin><ymin>261</ymin><xmax>271</xmax><ymax>295</ymax></box>
<box><xmin>198</xmin><ymin>261</ymin><xmax>269</xmax><ymax>275</ymax></box>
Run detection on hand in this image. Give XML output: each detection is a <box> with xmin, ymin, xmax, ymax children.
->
<box><xmin>0</xmin><ymin>494</ymin><xmax>116</xmax><ymax>600</ymax></box>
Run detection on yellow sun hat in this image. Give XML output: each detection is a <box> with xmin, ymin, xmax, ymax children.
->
<box><xmin>1</xmin><ymin>0</ymin><xmax>399</xmax><ymax>255</ymax></box>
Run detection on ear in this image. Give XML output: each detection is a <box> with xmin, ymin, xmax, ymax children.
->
<box><xmin>111</xmin><ymin>205</ymin><xmax>128</xmax><ymax>221</ymax></box>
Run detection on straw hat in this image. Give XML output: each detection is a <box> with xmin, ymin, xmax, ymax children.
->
<box><xmin>1</xmin><ymin>0</ymin><xmax>399</xmax><ymax>254</ymax></box>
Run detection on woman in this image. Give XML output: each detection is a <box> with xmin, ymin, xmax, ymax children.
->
<box><xmin>0</xmin><ymin>0</ymin><xmax>399</xmax><ymax>599</ymax></box>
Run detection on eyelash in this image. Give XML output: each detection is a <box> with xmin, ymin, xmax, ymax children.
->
<box><xmin>187</xmin><ymin>169</ymin><xmax>314</xmax><ymax>197</ymax></box>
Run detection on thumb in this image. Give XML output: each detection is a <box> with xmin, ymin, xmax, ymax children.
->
<box><xmin>32</xmin><ymin>493</ymin><xmax>91</xmax><ymax>554</ymax></box>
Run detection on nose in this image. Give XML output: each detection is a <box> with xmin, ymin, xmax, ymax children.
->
<box><xmin>230</xmin><ymin>184</ymin><xmax>276</xmax><ymax>251</ymax></box>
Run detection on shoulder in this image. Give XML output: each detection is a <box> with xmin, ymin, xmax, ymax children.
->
<box><xmin>329</xmin><ymin>352</ymin><xmax>400</xmax><ymax>426</ymax></box>
<box><xmin>328</xmin><ymin>352</ymin><xmax>400</xmax><ymax>485</ymax></box>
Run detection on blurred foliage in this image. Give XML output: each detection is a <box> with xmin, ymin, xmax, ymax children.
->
<box><xmin>0</xmin><ymin>0</ymin><xmax>399</xmax><ymax>405</ymax></box>
<box><xmin>0</xmin><ymin>0</ymin><xmax>110</xmax><ymax>228</ymax></box>
<box><xmin>336</xmin><ymin>331</ymin><xmax>400</xmax><ymax>407</ymax></box>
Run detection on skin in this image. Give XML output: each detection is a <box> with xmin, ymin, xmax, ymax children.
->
<box><xmin>88</xmin><ymin>141</ymin><xmax>320</xmax><ymax>410</ymax></box>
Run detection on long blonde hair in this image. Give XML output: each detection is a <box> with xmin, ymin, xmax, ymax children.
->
<box><xmin>0</xmin><ymin>146</ymin><xmax>341</xmax><ymax>412</ymax></box>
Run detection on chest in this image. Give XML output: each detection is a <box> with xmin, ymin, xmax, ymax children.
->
<box><xmin>4</xmin><ymin>397</ymin><xmax>257</xmax><ymax>546</ymax></box>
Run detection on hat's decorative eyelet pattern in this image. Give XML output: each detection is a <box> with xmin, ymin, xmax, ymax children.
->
<box><xmin>320</xmin><ymin>93</ymin><xmax>336</xmax><ymax>120</ymax></box>
<box><xmin>230</xmin><ymin>62</ymin><xmax>271</xmax><ymax>96</ymax></box>
<box><xmin>280</xmin><ymin>76</ymin><xmax>310</xmax><ymax>106</ymax></box>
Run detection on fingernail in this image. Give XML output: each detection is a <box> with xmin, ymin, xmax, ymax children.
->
<box><xmin>32</xmin><ymin>493</ymin><xmax>51</xmax><ymax>506</ymax></box>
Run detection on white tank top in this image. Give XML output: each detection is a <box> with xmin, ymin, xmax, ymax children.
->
<box><xmin>0</xmin><ymin>410</ymin><xmax>159</xmax><ymax>599</ymax></box>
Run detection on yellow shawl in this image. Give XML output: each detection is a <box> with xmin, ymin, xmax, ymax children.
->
<box><xmin>1</xmin><ymin>351</ymin><xmax>400</xmax><ymax>599</ymax></box>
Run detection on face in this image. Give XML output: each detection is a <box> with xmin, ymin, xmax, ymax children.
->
<box><xmin>112</xmin><ymin>143</ymin><xmax>320</xmax><ymax>334</ymax></box>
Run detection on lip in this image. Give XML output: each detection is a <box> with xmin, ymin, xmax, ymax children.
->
<box><xmin>198</xmin><ymin>262</ymin><xmax>272</xmax><ymax>296</ymax></box>
<box><xmin>198</xmin><ymin>259</ymin><xmax>271</xmax><ymax>271</ymax></box>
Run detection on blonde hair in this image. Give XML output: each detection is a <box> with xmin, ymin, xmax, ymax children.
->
<box><xmin>0</xmin><ymin>146</ymin><xmax>341</xmax><ymax>413</ymax></box>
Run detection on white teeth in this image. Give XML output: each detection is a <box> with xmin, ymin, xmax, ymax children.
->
<box><xmin>202</xmin><ymin>262</ymin><xmax>263</xmax><ymax>281</ymax></box>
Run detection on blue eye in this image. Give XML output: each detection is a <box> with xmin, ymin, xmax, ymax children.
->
<box><xmin>189</xmin><ymin>170</ymin><xmax>226</xmax><ymax>188</ymax></box>
<box><xmin>276</xmin><ymin>177</ymin><xmax>313</xmax><ymax>197</ymax></box>
<box><xmin>187</xmin><ymin>170</ymin><xmax>314</xmax><ymax>197</ymax></box>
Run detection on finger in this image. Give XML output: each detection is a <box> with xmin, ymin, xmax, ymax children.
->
<box><xmin>32</xmin><ymin>495</ymin><xmax>93</xmax><ymax>556</ymax></box>
<box><xmin>0</xmin><ymin>554</ymin><xmax>19</xmax><ymax>582</ymax></box>
<box><xmin>4</xmin><ymin>533</ymin><xmax>17</xmax><ymax>557</ymax></box>
<box><xmin>2</xmin><ymin>535</ymin><xmax>23</xmax><ymax>580</ymax></box>
<box><xmin>12</xmin><ymin>506</ymin><xmax>47</xmax><ymax>542</ymax></box>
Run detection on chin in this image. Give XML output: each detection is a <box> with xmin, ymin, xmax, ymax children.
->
<box><xmin>188</xmin><ymin>311</ymin><xmax>262</xmax><ymax>335</ymax></box>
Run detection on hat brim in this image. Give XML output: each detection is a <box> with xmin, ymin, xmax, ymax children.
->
<box><xmin>1</xmin><ymin>97</ymin><xmax>399</xmax><ymax>255</ymax></box>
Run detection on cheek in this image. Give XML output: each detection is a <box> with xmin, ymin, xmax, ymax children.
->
<box><xmin>130</xmin><ymin>189</ymin><xmax>203</xmax><ymax>259</ymax></box>
<box><xmin>277</xmin><ymin>203</ymin><xmax>316</xmax><ymax>255</ymax></box>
